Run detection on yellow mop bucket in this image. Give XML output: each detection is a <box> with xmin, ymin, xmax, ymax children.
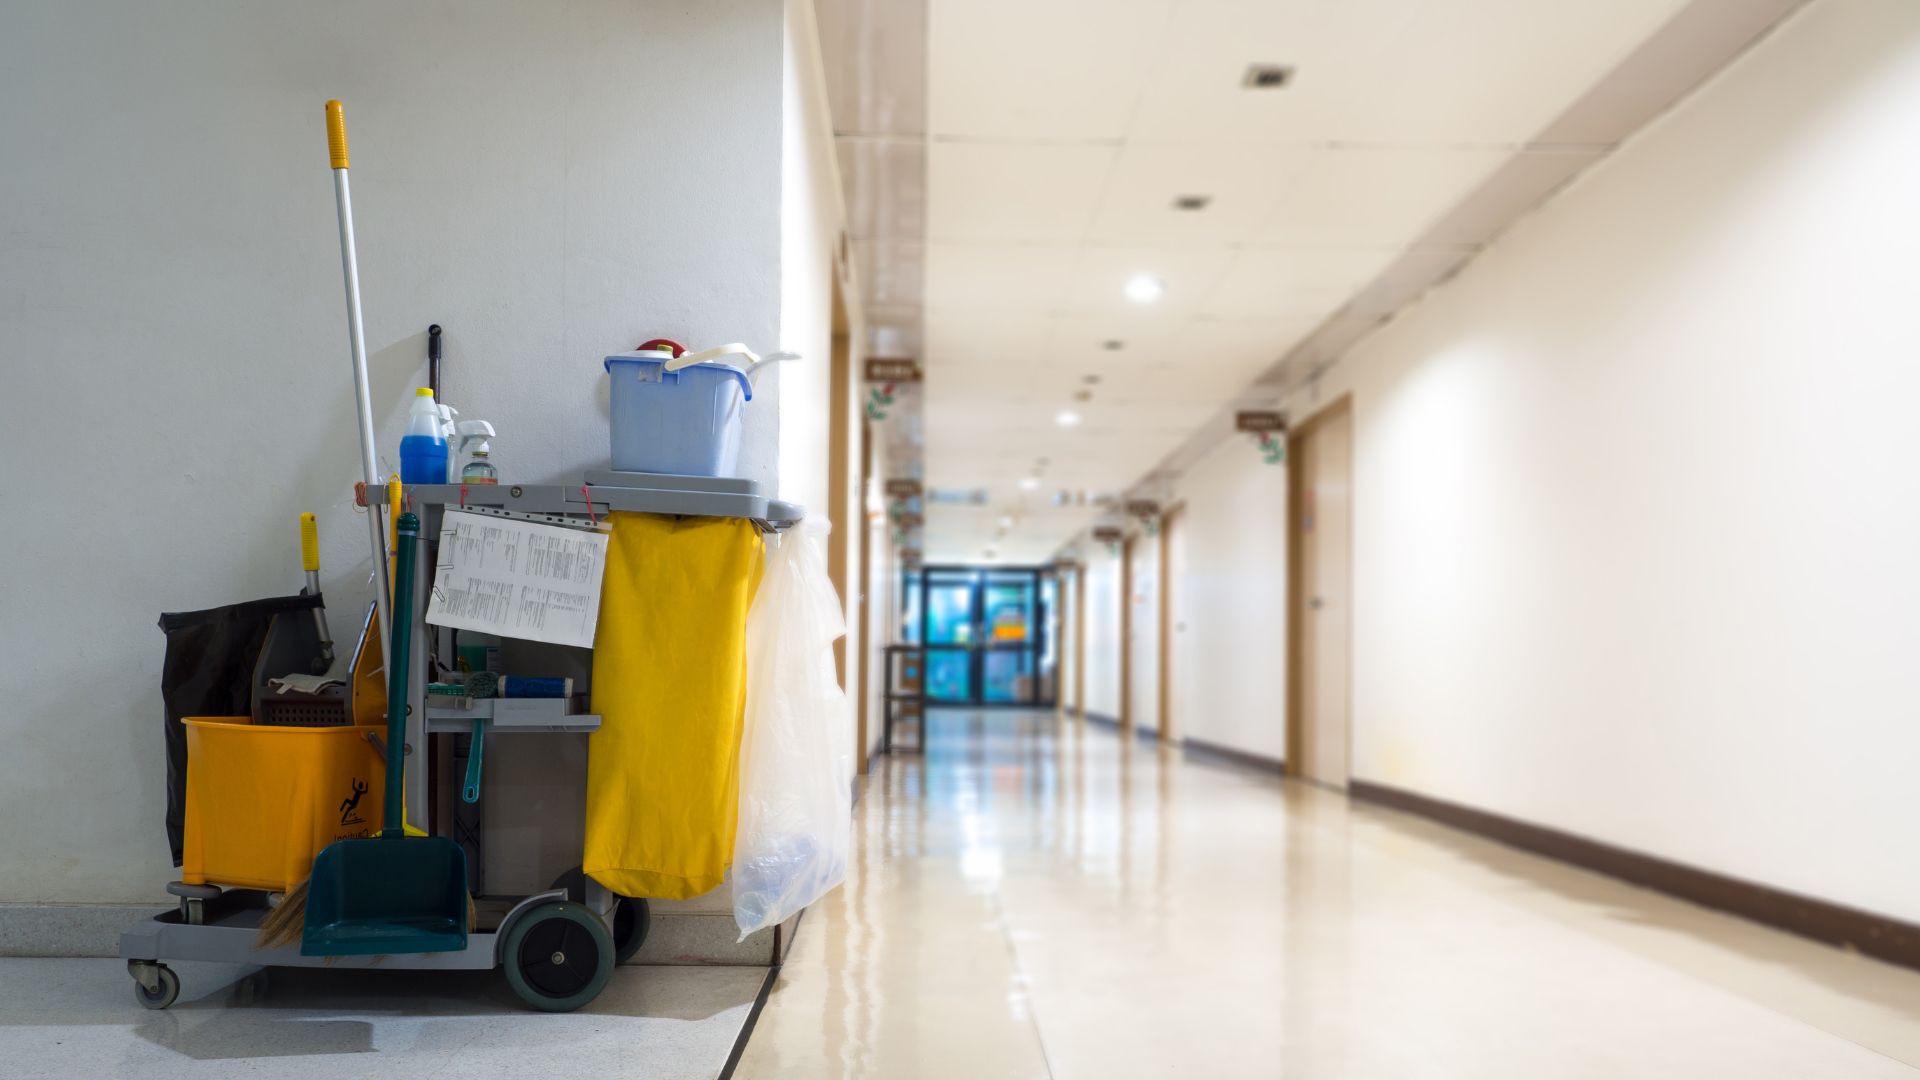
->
<box><xmin>180</xmin><ymin>719</ymin><xmax>386</xmax><ymax>892</ymax></box>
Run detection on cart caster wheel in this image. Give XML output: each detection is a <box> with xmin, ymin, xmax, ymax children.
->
<box><xmin>131</xmin><ymin>963</ymin><xmax>180</xmax><ymax>1010</ymax></box>
<box><xmin>551</xmin><ymin>868</ymin><xmax>650</xmax><ymax>964</ymax></box>
<box><xmin>611</xmin><ymin>896</ymin><xmax>649</xmax><ymax>966</ymax></box>
<box><xmin>504</xmin><ymin>901</ymin><xmax>613</xmax><ymax>1012</ymax></box>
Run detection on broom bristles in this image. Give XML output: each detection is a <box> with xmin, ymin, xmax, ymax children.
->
<box><xmin>255</xmin><ymin>881</ymin><xmax>309</xmax><ymax>950</ymax></box>
<box><xmin>251</xmin><ymin>883</ymin><xmax>476</xmax><ymax>952</ymax></box>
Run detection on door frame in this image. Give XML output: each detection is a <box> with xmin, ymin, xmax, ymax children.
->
<box><xmin>1072</xmin><ymin>562</ymin><xmax>1087</xmax><ymax>720</ymax></box>
<box><xmin>917</xmin><ymin>565</ymin><xmax>1057</xmax><ymax>708</ymax></box>
<box><xmin>1157</xmin><ymin>503</ymin><xmax>1185</xmax><ymax>743</ymax></box>
<box><xmin>1286</xmin><ymin>396</ymin><xmax>1353</xmax><ymax>780</ymax></box>
<box><xmin>1118</xmin><ymin>534</ymin><xmax>1134</xmax><ymax>732</ymax></box>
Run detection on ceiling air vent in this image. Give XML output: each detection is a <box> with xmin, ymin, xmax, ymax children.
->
<box><xmin>1242</xmin><ymin>63</ymin><xmax>1294</xmax><ymax>89</ymax></box>
<box><xmin>1171</xmin><ymin>195</ymin><xmax>1212</xmax><ymax>211</ymax></box>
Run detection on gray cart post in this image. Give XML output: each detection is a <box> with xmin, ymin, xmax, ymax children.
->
<box><xmin>124</xmin><ymin>471</ymin><xmax>800</xmax><ymax>1013</ymax></box>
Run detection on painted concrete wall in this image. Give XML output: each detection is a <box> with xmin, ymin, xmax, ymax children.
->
<box><xmin>1081</xmin><ymin>551</ymin><xmax>1123</xmax><ymax>720</ymax></box>
<box><xmin>1284</xmin><ymin>0</ymin><xmax>1920</xmax><ymax>920</ymax></box>
<box><xmin>1167</xmin><ymin>437</ymin><xmax>1290</xmax><ymax>761</ymax></box>
<box><xmin>0</xmin><ymin>0</ymin><xmax>796</xmax><ymax>904</ymax></box>
<box><xmin>778</xmin><ymin>0</ymin><xmax>867</xmax><ymax>759</ymax></box>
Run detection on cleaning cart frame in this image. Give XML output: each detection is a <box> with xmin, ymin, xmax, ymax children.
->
<box><xmin>123</xmin><ymin>473</ymin><xmax>802</xmax><ymax>1012</ymax></box>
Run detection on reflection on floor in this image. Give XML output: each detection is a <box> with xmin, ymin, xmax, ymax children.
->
<box><xmin>737</xmin><ymin>709</ymin><xmax>1920</xmax><ymax>1079</ymax></box>
<box><xmin>0</xmin><ymin>955</ymin><xmax>765</xmax><ymax>1078</ymax></box>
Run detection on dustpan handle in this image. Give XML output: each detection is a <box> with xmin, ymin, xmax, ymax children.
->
<box><xmin>383</xmin><ymin>513</ymin><xmax>419</xmax><ymax>839</ymax></box>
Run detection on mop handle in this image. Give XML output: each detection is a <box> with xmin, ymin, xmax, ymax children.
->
<box><xmin>384</xmin><ymin>513</ymin><xmax>419</xmax><ymax>840</ymax></box>
<box><xmin>326</xmin><ymin>100</ymin><xmax>394</xmax><ymax>670</ymax></box>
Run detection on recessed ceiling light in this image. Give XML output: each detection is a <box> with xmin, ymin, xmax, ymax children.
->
<box><xmin>1123</xmin><ymin>274</ymin><xmax>1165</xmax><ymax>304</ymax></box>
<box><xmin>1082</xmin><ymin>373</ymin><xmax>1101</xmax><ymax>385</ymax></box>
<box><xmin>1242</xmin><ymin>63</ymin><xmax>1294</xmax><ymax>89</ymax></box>
<box><xmin>1102</xmin><ymin>339</ymin><xmax>1125</xmax><ymax>351</ymax></box>
<box><xmin>1056</xmin><ymin>410</ymin><xmax>1081</xmax><ymax>427</ymax></box>
<box><xmin>1172</xmin><ymin>194</ymin><xmax>1212</xmax><ymax>211</ymax></box>
<box><xmin>1019</xmin><ymin>477</ymin><xmax>1040</xmax><ymax>491</ymax></box>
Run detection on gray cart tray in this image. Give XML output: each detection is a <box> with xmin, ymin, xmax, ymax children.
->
<box><xmin>411</xmin><ymin>469</ymin><xmax>802</xmax><ymax>525</ymax></box>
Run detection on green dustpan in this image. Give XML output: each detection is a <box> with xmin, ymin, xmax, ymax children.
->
<box><xmin>302</xmin><ymin>513</ymin><xmax>469</xmax><ymax>957</ymax></box>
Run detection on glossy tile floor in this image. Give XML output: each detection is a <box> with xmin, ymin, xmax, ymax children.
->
<box><xmin>0</xmin><ymin>957</ymin><xmax>764</xmax><ymax>1078</ymax></box>
<box><xmin>737</xmin><ymin>710</ymin><xmax>1920</xmax><ymax>1079</ymax></box>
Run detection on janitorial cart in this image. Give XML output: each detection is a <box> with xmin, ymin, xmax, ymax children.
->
<box><xmin>122</xmin><ymin>100</ymin><xmax>803</xmax><ymax>1013</ymax></box>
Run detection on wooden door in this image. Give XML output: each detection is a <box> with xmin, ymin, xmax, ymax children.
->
<box><xmin>1290</xmin><ymin>401</ymin><xmax>1353</xmax><ymax>788</ymax></box>
<box><xmin>1158</xmin><ymin>506</ymin><xmax>1185</xmax><ymax>742</ymax></box>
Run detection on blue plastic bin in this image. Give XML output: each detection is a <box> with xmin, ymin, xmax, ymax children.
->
<box><xmin>604</xmin><ymin>346</ymin><xmax>754</xmax><ymax>477</ymax></box>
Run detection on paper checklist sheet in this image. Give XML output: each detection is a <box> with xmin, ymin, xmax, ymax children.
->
<box><xmin>426</xmin><ymin>510</ymin><xmax>608</xmax><ymax>649</ymax></box>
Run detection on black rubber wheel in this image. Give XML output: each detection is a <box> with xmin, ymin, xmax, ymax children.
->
<box><xmin>550</xmin><ymin>867</ymin><xmax>650</xmax><ymax>964</ymax></box>
<box><xmin>503</xmin><ymin>901</ymin><xmax>613</xmax><ymax>1012</ymax></box>
<box><xmin>610</xmin><ymin>896</ymin><xmax>649</xmax><ymax>965</ymax></box>
<box><xmin>133</xmin><ymin>965</ymin><xmax>180</xmax><ymax>1010</ymax></box>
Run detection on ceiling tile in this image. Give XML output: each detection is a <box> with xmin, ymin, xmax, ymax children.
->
<box><xmin>1314</xmin><ymin>0</ymin><xmax>1692</xmax><ymax>144</ymax></box>
<box><xmin>928</xmin><ymin>142</ymin><xmax>1118</xmax><ymax>243</ymax></box>
<box><xmin>1085</xmin><ymin>143</ymin><xmax>1303</xmax><ymax>244</ymax></box>
<box><xmin>1257</xmin><ymin>146</ymin><xmax>1510</xmax><ymax>245</ymax></box>
<box><xmin>923</xmin><ymin>313</ymin><xmax>1062</xmax><ymax>370</ymax></box>
<box><xmin>924</xmin><ymin>244</ymin><xmax>1079</xmax><ymax>315</ymax></box>
<box><xmin>837</xmin><ymin>139</ymin><xmax>925</xmax><ymax>243</ymax></box>
<box><xmin>1177</xmin><ymin>314</ymin><xmax>1328</xmax><ymax>373</ymax></box>
<box><xmin>1198</xmin><ymin>246</ymin><xmax>1397</xmax><ymax>318</ymax></box>
<box><xmin>1126</xmin><ymin>0</ymin><xmax>1354</xmax><ymax>144</ymax></box>
<box><xmin>853</xmin><ymin>240</ymin><xmax>924</xmax><ymax>311</ymax></box>
<box><xmin>929</xmin><ymin>0</ymin><xmax>1176</xmax><ymax>140</ymax></box>
<box><xmin>1058</xmin><ymin>244</ymin><xmax>1236</xmax><ymax>319</ymax></box>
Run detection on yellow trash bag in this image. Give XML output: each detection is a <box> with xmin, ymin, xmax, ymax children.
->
<box><xmin>586</xmin><ymin>512</ymin><xmax>763</xmax><ymax>900</ymax></box>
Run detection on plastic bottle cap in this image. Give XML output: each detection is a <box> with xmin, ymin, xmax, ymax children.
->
<box><xmin>415</xmin><ymin>388</ymin><xmax>434</xmax><ymax>397</ymax></box>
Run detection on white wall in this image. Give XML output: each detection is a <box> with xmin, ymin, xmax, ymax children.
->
<box><xmin>0</xmin><ymin>0</ymin><xmax>794</xmax><ymax>903</ymax></box>
<box><xmin>1167</xmin><ymin>438</ymin><xmax>1290</xmax><ymax>761</ymax></box>
<box><xmin>777</xmin><ymin>0</ymin><xmax>865</xmax><ymax>760</ymax></box>
<box><xmin>1286</xmin><ymin>0</ymin><xmax>1920</xmax><ymax>921</ymax></box>
<box><xmin>1081</xmin><ymin>551</ymin><xmax>1124</xmax><ymax>720</ymax></box>
<box><xmin>1058</xmin><ymin>569</ymin><xmax>1079</xmax><ymax>714</ymax></box>
<box><xmin>778</xmin><ymin>0</ymin><xmax>843</xmax><ymax>522</ymax></box>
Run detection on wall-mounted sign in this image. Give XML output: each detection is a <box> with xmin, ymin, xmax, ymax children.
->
<box><xmin>1091</xmin><ymin>526</ymin><xmax>1126</xmax><ymax>545</ymax></box>
<box><xmin>1125</xmin><ymin>499</ymin><xmax>1161</xmax><ymax>519</ymax></box>
<box><xmin>884</xmin><ymin>478</ymin><xmax>922</xmax><ymax>498</ymax></box>
<box><xmin>1235</xmin><ymin>410</ymin><xmax>1287</xmax><ymax>434</ymax></box>
<box><xmin>865</xmin><ymin>358</ymin><xmax>922</xmax><ymax>383</ymax></box>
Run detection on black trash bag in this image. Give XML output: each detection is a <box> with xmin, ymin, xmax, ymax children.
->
<box><xmin>157</xmin><ymin>594</ymin><xmax>323</xmax><ymax>866</ymax></box>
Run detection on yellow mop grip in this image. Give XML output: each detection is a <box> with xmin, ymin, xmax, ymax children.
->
<box><xmin>325</xmin><ymin>100</ymin><xmax>350</xmax><ymax>170</ymax></box>
<box><xmin>299</xmin><ymin>512</ymin><xmax>321</xmax><ymax>573</ymax></box>
<box><xmin>387</xmin><ymin>476</ymin><xmax>402</xmax><ymax>590</ymax></box>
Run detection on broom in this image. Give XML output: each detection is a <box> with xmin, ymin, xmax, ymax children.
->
<box><xmin>256</xmin><ymin>875</ymin><xmax>475</xmax><ymax>950</ymax></box>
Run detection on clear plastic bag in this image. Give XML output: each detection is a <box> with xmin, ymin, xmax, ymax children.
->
<box><xmin>733</xmin><ymin>517</ymin><xmax>852</xmax><ymax>938</ymax></box>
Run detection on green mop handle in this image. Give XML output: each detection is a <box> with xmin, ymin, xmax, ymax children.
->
<box><xmin>383</xmin><ymin>512</ymin><xmax>419</xmax><ymax>839</ymax></box>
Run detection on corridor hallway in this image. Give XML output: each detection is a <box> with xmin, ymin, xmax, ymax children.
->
<box><xmin>738</xmin><ymin>710</ymin><xmax>1920</xmax><ymax>1079</ymax></box>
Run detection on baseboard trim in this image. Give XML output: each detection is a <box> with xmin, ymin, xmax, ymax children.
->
<box><xmin>1082</xmin><ymin>712</ymin><xmax>1159</xmax><ymax>742</ymax></box>
<box><xmin>1348</xmin><ymin>779</ymin><xmax>1920</xmax><ymax>973</ymax></box>
<box><xmin>1180</xmin><ymin>737</ymin><xmax>1285</xmax><ymax>776</ymax></box>
<box><xmin>0</xmin><ymin>903</ymin><xmax>157</xmax><ymax>957</ymax></box>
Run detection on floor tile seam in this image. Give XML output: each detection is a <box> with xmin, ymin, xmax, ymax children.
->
<box><xmin>983</xmin><ymin>888</ymin><xmax>1058</xmax><ymax>1079</ymax></box>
